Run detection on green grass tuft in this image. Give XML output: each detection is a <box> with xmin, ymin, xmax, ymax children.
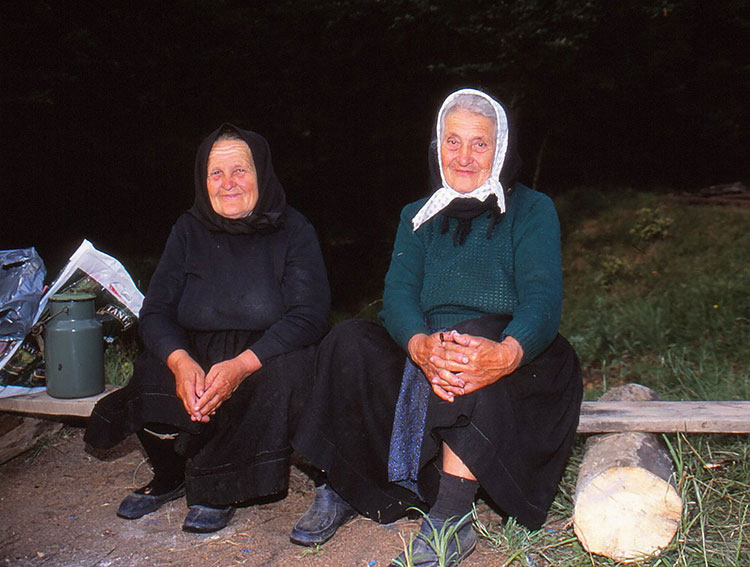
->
<box><xmin>392</xmin><ymin>509</ymin><xmax>475</xmax><ymax>567</ymax></box>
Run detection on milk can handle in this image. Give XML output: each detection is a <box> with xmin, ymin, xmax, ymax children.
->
<box><xmin>30</xmin><ymin>307</ymin><xmax>69</xmax><ymax>353</ymax></box>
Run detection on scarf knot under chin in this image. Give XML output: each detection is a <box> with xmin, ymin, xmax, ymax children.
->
<box><xmin>439</xmin><ymin>193</ymin><xmax>504</xmax><ymax>245</ymax></box>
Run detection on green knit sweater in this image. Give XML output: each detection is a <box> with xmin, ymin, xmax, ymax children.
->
<box><xmin>380</xmin><ymin>183</ymin><xmax>562</xmax><ymax>363</ymax></box>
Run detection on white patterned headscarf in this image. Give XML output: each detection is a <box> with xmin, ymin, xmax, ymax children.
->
<box><xmin>412</xmin><ymin>88</ymin><xmax>509</xmax><ymax>231</ymax></box>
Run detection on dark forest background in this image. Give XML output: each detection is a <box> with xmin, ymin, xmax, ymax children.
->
<box><xmin>3</xmin><ymin>0</ymin><xmax>748</xmax><ymax>309</ymax></box>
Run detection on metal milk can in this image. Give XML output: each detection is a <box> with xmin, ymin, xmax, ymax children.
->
<box><xmin>44</xmin><ymin>292</ymin><xmax>104</xmax><ymax>398</ymax></box>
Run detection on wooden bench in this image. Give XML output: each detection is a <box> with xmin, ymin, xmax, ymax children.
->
<box><xmin>578</xmin><ymin>400</ymin><xmax>750</xmax><ymax>433</ymax></box>
<box><xmin>0</xmin><ymin>386</ymin><xmax>117</xmax><ymax>418</ymax></box>
<box><xmin>1</xmin><ymin>389</ymin><xmax>748</xmax><ymax>432</ymax></box>
<box><xmin>3</xmin><ymin>384</ymin><xmax>743</xmax><ymax>563</ymax></box>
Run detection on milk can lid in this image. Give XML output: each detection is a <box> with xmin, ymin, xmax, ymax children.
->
<box><xmin>50</xmin><ymin>292</ymin><xmax>97</xmax><ymax>302</ymax></box>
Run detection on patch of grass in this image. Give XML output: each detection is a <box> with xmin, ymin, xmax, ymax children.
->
<box><xmin>25</xmin><ymin>424</ymin><xmax>73</xmax><ymax>464</ymax></box>
<box><xmin>103</xmin><ymin>335</ymin><xmax>138</xmax><ymax>386</ymax></box>
<box><xmin>473</xmin><ymin>514</ymin><xmax>552</xmax><ymax>567</ymax></box>
<box><xmin>468</xmin><ymin>191</ymin><xmax>750</xmax><ymax>565</ymax></box>
<box><xmin>559</xmin><ymin>191</ymin><xmax>750</xmax><ymax>401</ymax></box>
<box><xmin>299</xmin><ymin>544</ymin><xmax>324</xmax><ymax>558</ymax></box>
<box><xmin>392</xmin><ymin>509</ymin><xmax>475</xmax><ymax>567</ymax></box>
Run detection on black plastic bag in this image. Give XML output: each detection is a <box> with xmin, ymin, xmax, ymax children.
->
<box><xmin>0</xmin><ymin>248</ymin><xmax>46</xmax><ymax>341</ymax></box>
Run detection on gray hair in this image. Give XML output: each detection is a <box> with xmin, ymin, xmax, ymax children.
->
<box><xmin>441</xmin><ymin>93</ymin><xmax>497</xmax><ymax>133</ymax></box>
<box><xmin>215</xmin><ymin>127</ymin><xmax>244</xmax><ymax>143</ymax></box>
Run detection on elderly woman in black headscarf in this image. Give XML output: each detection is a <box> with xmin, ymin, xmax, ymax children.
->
<box><xmin>85</xmin><ymin>124</ymin><xmax>330</xmax><ymax>533</ymax></box>
<box><xmin>290</xmin><ymin>89</ymin><xmax>582</xmax><ymax>566</ymax></box>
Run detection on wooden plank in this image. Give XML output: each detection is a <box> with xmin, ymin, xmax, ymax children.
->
<box><xmin>0</xmin><ymin>388</ymin><xmax>748</xmax><ymax>433</ymax></box>
<box><xmin>579</xmin><ymin>401</ymin><xmax>750</xmax><ymax>433</ymax></box>
<box><xmin>0</xmin><ymin>385</ymin><xmax>118</xmax><ymax>418</ymax></box>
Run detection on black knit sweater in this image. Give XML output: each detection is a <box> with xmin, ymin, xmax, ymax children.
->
<box><xmin>139</xmin><ymin>210</ymin><xmax>330</xmax><ymax>365</ymax></box>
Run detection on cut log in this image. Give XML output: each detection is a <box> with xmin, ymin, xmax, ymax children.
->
<box><xmin>0</xmin><ymin>413</ymin><xmax>63</xmax><ymax>464</ymax></box>
<box><xmin>573</xmin><ymin>384</ymin><xmax>683</xmax><ymax>562</ymax></box>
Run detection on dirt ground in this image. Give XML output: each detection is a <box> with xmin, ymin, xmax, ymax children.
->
<box><xmin>0</xmin><ymin>424</ymin><xmax>523</xmax><ymax>567</ymax></box>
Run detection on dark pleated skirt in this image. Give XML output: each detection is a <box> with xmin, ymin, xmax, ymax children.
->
<box><xmin>84</xmin><ymin>330</ymin><xmax>315</xmax><ymax>507</ymax></box>
<box><xmin>292</xmin><ymin>318</ymin><xmax>582</xmax><ymax>529</ymax></box>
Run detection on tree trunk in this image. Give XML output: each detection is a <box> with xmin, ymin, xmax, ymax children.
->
<box><xmin>532</xmin><ymin>130</ymin><xmax>549</xmax><ymax>190</ymax></box>
<box><xmin>573</xmin><ymin>384</ymin><xmax>683</xmax><ymax>562</ymax></box>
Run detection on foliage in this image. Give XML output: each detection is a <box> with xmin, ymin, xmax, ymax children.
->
<box><xmin>298</xmin><ymin>544</ymin><xmax>324</xmax><ymax>558</ymax></box>
<box><xmin>103</xmin><ymin>334</ymin><xmax>138</xmax><ymax>386</ymax></box>
<box><xmin>593</xmin><ymin>253</ymin><xmax>629</xmax><ymax>288</ymax></box>
<box><xmin>392</xmin><ymin>509</ymin><xmax>475</xmax><ymax>567</ymax></box>
<box><xmin>559</xmin><ymin>191</ymin><xmax>750</xmax><ymax>401</ymax></box>
<box><xmin>630</xmin><ymin>207</ymin><xmax>675</xmax><ymax>241</ymax></box>
<box><xmin>472</xmin><ymin>513</ymin><xmax>548</xmax><ymax>567</ymax></box>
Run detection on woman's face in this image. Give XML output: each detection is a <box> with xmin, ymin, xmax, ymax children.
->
<box><xmin>206</xmin><ymin>139</ymin><xmax>259</xmax><ymax>219</ymax></box>
<box><xmin>440</xmin><ymin>109</ymin><xmax>496</xmax><ymax>194</ymax></box>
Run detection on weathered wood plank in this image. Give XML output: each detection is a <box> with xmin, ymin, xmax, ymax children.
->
<box><xmin>1</xmin><ymin>388</ymin><xmax>748</xmax><ymax>433</ymax></box>
<box><xmin>579</xmin><ymin>401</ymin><xmax>750</xmax><ymax>433</ymax></box>
<box><xmin>0</xmin><ymin>385</ymin><xmax>117</xmax><ymax>418</ymax></box>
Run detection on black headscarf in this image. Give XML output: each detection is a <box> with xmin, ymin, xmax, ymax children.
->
<box><xmin>189</xmin><ymin>123</ymin><xmax>287</xmax><ymax>235</ymax></box>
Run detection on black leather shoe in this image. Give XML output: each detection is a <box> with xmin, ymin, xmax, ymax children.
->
<box><xmin>290</xmin><ymin>484</ymin><xmax>358</xmax><ymax>546</ymax></box>
<box><xmin>389</xmin><ymin>513</ymin><xmax>476</xmax><ymax>567</ymax></box>
<box><xmin>116</xmin><ymin>482</ymin><xmax>185</xmax><ymax>520</ymax></box>
<box><xmin>182</xmin><ymin>505</ymin><xmax>236</xmax><ymax>533</ymax></box>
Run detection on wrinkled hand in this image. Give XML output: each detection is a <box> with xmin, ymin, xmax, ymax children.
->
<box><xmin>193</xmin><ymin>350</ymin><xmax>262</xmax><ymax>420</ymax></box>
<box><xmin>167</xmin><ymin>349</ymin><xmax>208</xmax><ymax>422</ymax></box>
<box><xmin>431</xmin><ymin>332</ymin><xmax>524</xmax><ymax>395</ymax></box>
<box><xmin>408</xmin><ymin>333</ymin><xmax>468</xmax><ymax>402</ymax></box>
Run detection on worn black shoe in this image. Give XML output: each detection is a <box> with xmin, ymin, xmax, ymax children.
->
<box><xmin>182</xmin><ymin>505</ymin><xmax>236</xmax><ymax>533</ymax></box>
<box><xmin>116</xmin><ymin>482</ymin><xmax>186</xmax><ymax>520</ymax></box>
<box><xmin>290</xmin><ymin>484</ymin><xmax>358</xmax><ymax>546</ymax></box>
<box><xmin>390</xmin><ymin>513</ymin><xmax>476</xmax><ymax>567</ymax></box>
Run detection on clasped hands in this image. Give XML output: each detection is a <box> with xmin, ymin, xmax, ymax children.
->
<box><xmin>407</xmin><ymin>330</ymin><xmax>523</xmax><ymax>402</ymax></box>
<box><xmin>167</xmin><ymin>349</ymin><xmax>262</xmax><ymax>423</ymax></box>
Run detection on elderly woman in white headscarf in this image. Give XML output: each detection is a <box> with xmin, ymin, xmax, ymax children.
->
<box><xmin>291</xmin><ymin>89</ymin><xmax>582</xmax><ymax>566</ymax></box>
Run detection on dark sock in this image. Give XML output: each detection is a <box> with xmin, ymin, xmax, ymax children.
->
<box><xmin>136</xmin><ymin>425</ymin><xmax>186</xmax><ymax>494</ymax></box>
<box><xmin>429</xmin><ymin>471</ymin><xmax>479</xmax><ymax>521</ymax></box>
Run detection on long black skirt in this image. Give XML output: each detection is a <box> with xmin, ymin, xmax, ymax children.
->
<box><xmin>84</xmin><ymin>330</ymin><xmax>315</xmax><ymax>507</ymax></box>
<box><xmin>292</xmin><ymin>318</ymin><xmax>582</xmax><ymax>529</ymax></box>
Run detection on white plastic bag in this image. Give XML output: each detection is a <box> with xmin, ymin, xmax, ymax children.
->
<box><xmin>0</xmin><ymin>240</ymin><xmax>144</xmax><ymax>396</ymax></box>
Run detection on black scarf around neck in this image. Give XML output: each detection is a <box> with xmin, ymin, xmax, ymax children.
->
<box><xmin>427</xmin><ymin>103</ymin><xmax>522</xmax><ymax>246</ymax></box>
<box><xmin>439</xmin><ymin>193</ymin><xmax>506</xmax><ymax>245</ymax></box>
